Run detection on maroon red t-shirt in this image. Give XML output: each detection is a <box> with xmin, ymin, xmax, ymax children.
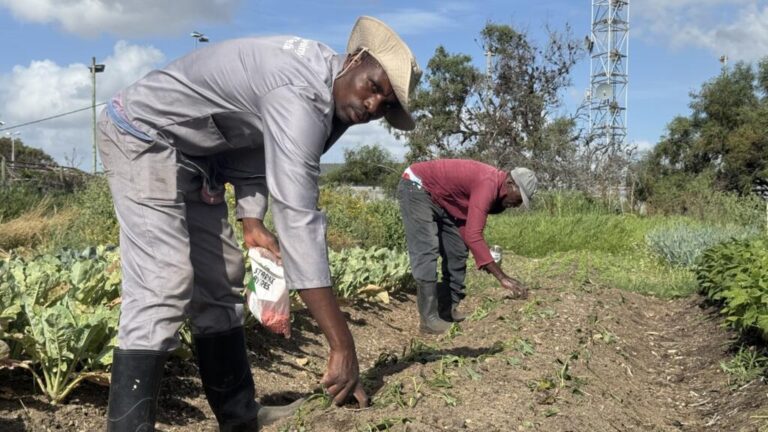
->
<box><xmin>409</xmin><ymin>159</ymin><xmax>508</xmax><ymax>268</ymax></box>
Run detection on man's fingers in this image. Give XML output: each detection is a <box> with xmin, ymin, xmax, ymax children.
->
<box><xmin>325</xmin><ymin>383</ymin><xmax>343</xmax><ymax>397</ymax></box>
<box><xmin>332</xmin><ymin>380</ymin><xmax>356</xmax><ymax>406</ymax></box>
<box><xmin>320</xmin><ymin>373</ymin><xmax>332</xmax><ymax>388</ymax></box>
<box><xmin>353</xmin><ymin>381</ymin><xmax>369</xmax><ymax>408</ymax></box>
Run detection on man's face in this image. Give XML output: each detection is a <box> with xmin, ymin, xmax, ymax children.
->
<box><xmin>332</xmin><ymin>53</ymin><xmax>400</xmax><ymax>127</ymax></box>
<box><xmin>501</xmin><ymin>178</ymin><xmax>524</xmax><ymax>209</ymax></box>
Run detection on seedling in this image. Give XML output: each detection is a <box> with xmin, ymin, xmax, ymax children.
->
<box><xmin>468</xmin><ymin>296</ymin><xmax>500</xmax><ymax>321</ymax></box>
<box><xmin>427</xmin><ymin>359</ymin><xmax>453</xmax><ymax>389</ymax></box>
<box><xmin>464</xmin><ymin>366</ymin><xmax>482</xmax><ymax>381</ymax></box>
<box><xmin>439</xmin><ymin>391</ymin><xmax>459</xmax><ymax>407</ymax></box>
<box><xmin>401</xmin><ymin>339</ymin><xmax>440</xmax><ymax>363</ymax></box>
<box><xmin>440</xmin><ymin>322</ymin><xmax>463</xmax><ymax>340</ymax></box>
<box><xmin>516</xmin><ymin>338</ymin><xmax>536</xmax><ymax>356</ymax></box>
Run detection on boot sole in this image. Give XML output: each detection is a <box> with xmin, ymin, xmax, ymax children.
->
<box><xmin>419</xmin><ymin>325</ymin><xmax>450</xmax><ymax>335</ymax></box>
<box><xmin>257</xmin><ymin>397</ymin><xmax>307</xmax><ymax>426</ymax></box>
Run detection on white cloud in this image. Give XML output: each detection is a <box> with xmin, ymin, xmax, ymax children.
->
<box><xmin>633</xmin><ymin>0</ymin><xmax>768</xmax><ymax>62</ymax></box>
<box><xmin>378</xmin><ymin>9</ymin><xmax>457</xmax><ymax>36</ymax></box>
<box><xmin>322</xmin><ymin>120</ymin><xmax>407</xmax><ymax>163</ymax></box>
<box><xmin>314</xmin><ymin>7</ymin><xmax>460</xmax><ymax>49</ymax></box>
<box><xmin>0</xmin><ymin>41</ymin><xmax>164</xmax><ymax>170</ymax></box>
<box><xmin>633</xmin><ymin>139</ymin><xmax>655</xmax><ymax>152</ymax></box>
<box><xmin>0</xmin><ymin>0</ymin><xmax>239</xmax><ymax>37</ymax></box>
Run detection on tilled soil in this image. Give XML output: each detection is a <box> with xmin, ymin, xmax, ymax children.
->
<box><xmin>1</xmin><ymin>281</ymin><xmax>767</xmax><ymax>431</ymax></box>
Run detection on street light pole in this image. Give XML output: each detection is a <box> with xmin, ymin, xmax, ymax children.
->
<box><xmin>191</xmin><ymin>31</ymin><xmax>209</xmax><ymax>49</ymax></box>
<box><xmin>89</xmin><ymin>57</ymin><xmax>105</xmax><ymax>174</ymax></box>
<box><xmin>6</xmin><ymin>131</ymin><xmax>20</xmax><ymax>167</ymax></box>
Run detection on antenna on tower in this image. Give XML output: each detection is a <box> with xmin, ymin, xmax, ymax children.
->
<box><xmin>589</xmin><ymin>0</ymin><xmax>629</xmax><ymax>149</ymax></box>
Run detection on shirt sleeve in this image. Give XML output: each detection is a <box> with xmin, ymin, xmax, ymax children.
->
<box><xmin>459</xmin><ymin>180</ymin><xmax>497</xmax><ymax>269</ymax></box>
<box><xmin>259</xmin><ymin>85</ymin><xmax>332</xmax><ymax>290</ymax></box>
<box><xmin>215</xmin><ymin>147</ymin><xmax>268</xmax><ymax>220</ymax></box>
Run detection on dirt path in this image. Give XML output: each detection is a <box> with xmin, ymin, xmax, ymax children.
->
<box><xmin>1</xmin><ymin>283</ymin><xmax>766</xmax><ymax>432</ymax></box>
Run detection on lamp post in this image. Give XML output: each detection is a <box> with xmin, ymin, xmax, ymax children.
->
<box><xmin>89</xmin><ymin>57</ymin><xmax>105</xmax><ymax>174</ymax></box>
<box><xmin>6</xmin><ymin>131</ymin><xmax>20</xmax><ymax>166</ymax></box>
<box><xmin>191</xmin><ymin>31</ymin><xmax>209</xmax><ymax>49</ymax></box>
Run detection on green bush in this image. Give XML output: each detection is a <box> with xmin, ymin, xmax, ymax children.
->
<box><xmin>319</xmin><ymin>187</ymin><xmax>405</xmax><ymax>251</ymax></box>
<box><xmin>0</xmin><ymin>184</ymin><xmax>67</xmax><ymax>222</ymax></box>
<box><xmin>696</xmin><ymin>237</ymin><xmax>768</xmax><ymax>339</ymax></box>
<box><xmin>646</xmin><ymin>222</ymin><xmax>759</xmax><ymax>267</ymax></box>
<box><xmin>644</xmin><ymin>172</ymin><xmax>764</xmax><ymax>228</ymax></box>
<box><xmin>52</xmin><ymin>177</ymin><xmax>119</xmax><ymax>249</ymax></box>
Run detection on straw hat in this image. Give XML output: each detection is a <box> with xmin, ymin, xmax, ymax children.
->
<box><xmin>347</xmin><ymin>16</ymin><xmax>421</xmax><ymax>130</ymax></box>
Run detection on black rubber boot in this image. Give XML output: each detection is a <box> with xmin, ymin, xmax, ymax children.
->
<box><xmin>417</xmin><ymin>282</ymin><xmax>452</xmax><ymax>334</ymax></box>
<box><xmin>106</xmin><ymin>349</ymin><xmax>168</xmax><ymax>432</ymax></box>
<box><xmin>194</xmin><ymin>327</ymin><xmax>302</xmax><ymax>432</ymax></box>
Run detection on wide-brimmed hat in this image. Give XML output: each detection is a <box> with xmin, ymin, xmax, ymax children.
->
<box><xmin>347</xmin><ymin>16</ymin><xmax>421</xmax><ymax>131</ymax></box>
<box><xmin>509</xmin><ymin>167</ymin><xmax>538</xmax><ymax>209</ymax></box>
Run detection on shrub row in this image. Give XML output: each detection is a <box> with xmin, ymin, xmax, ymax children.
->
<box><xmin>645</xmin><ymin>223</ymin><xmax>759</xmax><ymax>268</ymax></box>
<box><xmin>696</xmin><ymin>237</ymin><xmax>768</xmax><ymax>339</ymax></box>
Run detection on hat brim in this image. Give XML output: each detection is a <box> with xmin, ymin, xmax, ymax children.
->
<box><xmin>509</xmin><ymin>171</ymin><xmax>532</xmax><ymax>210</ymax></box>
<box><xmin>385</xmin><ymin>106</ymin><xmax>415</xmax><ymax>131</ymax></box>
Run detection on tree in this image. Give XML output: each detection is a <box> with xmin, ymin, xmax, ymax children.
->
<box><xmin>641</xmin><ymin>60</ymin><xmax>768</xmax><ymax>195</ymax></box>
<box><xmin>323</xmin><ymin>144</ymin><xmax>398</xmax><ymax>187</ymax></box>
<box><xmin>0</xmin><ymin>136</ymin><xmax>56</xmax><ymax>166</ymax></box>
<box><xmin>404</xmin><ymin>46</ymin><xmax>481</xmax><ymax>161</ymax></box>
<box><xmin>399</xmin><ymin>22</ymin><xmax>605</xmax><ymax>189</ymax></box>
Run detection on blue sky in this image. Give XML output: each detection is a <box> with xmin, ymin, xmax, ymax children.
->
<box><xmin>0</xmin><ymin>0</ymin><xmax>767</xmax><ymax>171</ymax></box>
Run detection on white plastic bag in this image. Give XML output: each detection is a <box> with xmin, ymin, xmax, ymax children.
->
<box><xmin>246</xmin><ymin>247</ymin><xmax>291</xmax><ymax>338</ymax></box>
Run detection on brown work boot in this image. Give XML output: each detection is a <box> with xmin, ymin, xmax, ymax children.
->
<box><xmin>449</xmin><ymin>305</ymin><xmax>468</xmax><ymax>322</ymax></box>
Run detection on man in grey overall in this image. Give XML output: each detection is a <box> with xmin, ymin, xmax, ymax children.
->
<box><xmin>97</xmin><ymin>16</ymin><xmax>421</xmax><ymax>431</ymax></box>
<box><xmin>397</xmin><ymin>159</ymin><xmax>537</xmax><ymax>334</ymax></box>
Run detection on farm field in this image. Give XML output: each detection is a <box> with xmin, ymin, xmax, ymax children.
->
<box><xmin>1</xmin><ymin>226</ymin><xmax>766</xmax><ymax>431</ymax></box>
<box><xmin>1</xmin><ymin>185</ymin><xmax>766</xmax><ymax>432</ymax></box>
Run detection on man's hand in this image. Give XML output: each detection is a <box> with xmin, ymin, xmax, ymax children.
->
<box><xmin>241</xmin><ymin>218</ymin><xmax>281</xmax><ymax>262</ymax></box>
<box><xmin>483</xmin><ymin>261</ymin><xmax>528</xmax><ymax>299</ymax></box>
<box><xmin>321</xmin><ymin>347</ymin><xmax>369</xmax><ymax>407</ymax></box>
<box><xmin>298</xmin><ymin>287</ymin><xmax>369</xmax><ymax>408</ymax></box>
<box><xmin>500</xmin><ymin>276</ymin><xmax>528</xmax><ymax>299</ymax></box>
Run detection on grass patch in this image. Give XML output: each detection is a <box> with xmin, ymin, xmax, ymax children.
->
<box><xmin>485</xmin><ymin>213</ymin><xmax>691</xmax><ymax>258</ymax></box>
<box><xmin>517</xmin><ymin>250</ymin><xmax>697</xmax><ymax>298</ymax></box>
<box><xmin>0</xmin><ymin>199</ymin><xmax>76</xmax><ymax>251</ymax></box>
<box><xmin>720</xmin><ymin>346</ymin><xmax>768</xmax><ymax>387</ymax></box>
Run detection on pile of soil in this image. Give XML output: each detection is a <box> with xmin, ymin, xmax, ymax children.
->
<box><xmin>1</xmin><ymin>281</ymin><xmax>766</xmax><ymax>431</ymax></box>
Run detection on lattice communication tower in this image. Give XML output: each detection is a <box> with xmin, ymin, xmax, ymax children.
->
<box><xmin>587</xmin><ymin>0</ymin><xmax>629</xmax><ymax>148</ymax></box>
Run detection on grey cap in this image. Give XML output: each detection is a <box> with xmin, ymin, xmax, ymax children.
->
<box><xmin>509</xmin><ymin>167</ymin><xmax>538</xmax><ymax>209</ymax></box>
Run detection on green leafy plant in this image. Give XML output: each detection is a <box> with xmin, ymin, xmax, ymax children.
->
<box><xmin>329</xmin><ymin>247</ymin><xmax>412</xmax><ymax>299</ymax></box>
<box><xmin>16</xmin><ymin>296</ymin><xmax>118</xmax><ymax>404</ymax></box>
<box><xmin>0</xmin><ymin>246</ymin><xmax>122</xmax><ymax>403</ymax></box>
<box><xmin>696</xmin><ymin>237</ymin><xmax>768</xmax><ymax>338</ymax></box>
